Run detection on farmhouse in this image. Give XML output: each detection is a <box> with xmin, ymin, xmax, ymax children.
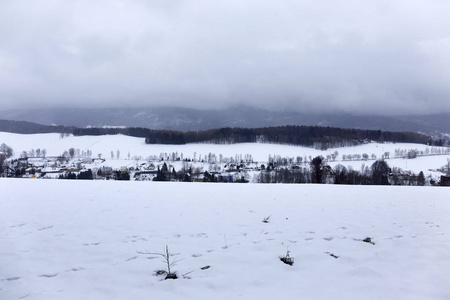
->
<box><xmin>440</xmin><ymin>175</ymin><xmax>450</xmax><ymax>186</ymax></box>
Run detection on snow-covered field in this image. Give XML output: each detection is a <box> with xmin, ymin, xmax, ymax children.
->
<box><xmin>1</xmin><ymin>132</ymin><xmax>449</xmax><ymax>177</ymax></box>
<box><xmin>1</xmin><ymin>179</ymin><xmax>449</xmax><ymax>299</ymax></box>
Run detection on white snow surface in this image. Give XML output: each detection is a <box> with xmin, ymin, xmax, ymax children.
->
<box><xmin>1</xmin><ymin>179</ymin><xmax>449</xmax><ymax>300</ymax></box>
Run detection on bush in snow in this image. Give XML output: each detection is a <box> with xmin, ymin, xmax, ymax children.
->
<box><xmin>279</xmin><ymin>247</ymin><xmax>294</xmax><ymax>266</ymax></box>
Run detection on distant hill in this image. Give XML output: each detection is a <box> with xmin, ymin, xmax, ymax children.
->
<box><xmin>1</xmin><ymin>118</ymin><xmax>438</xmax><ymax>150</ymax></box>
<box><xmin>1</xmin><ymin>106</ymin><xmax>450</xmax><ymax>136</ymax></box>
<box><xmin>0</xmin><ymin>119</ymin><xmax>73</xmax><ymax>134</ymax></box>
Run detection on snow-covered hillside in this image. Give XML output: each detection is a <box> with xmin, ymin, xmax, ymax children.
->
<box><xmin>1</xmin><ymin>132</ymin><xmax>449</xmax><ymax>178</ymax></box>
<box><xmin>1</xmin><ymin>180</ymin><xmax>449</xmax><ymax>299</ymax></box>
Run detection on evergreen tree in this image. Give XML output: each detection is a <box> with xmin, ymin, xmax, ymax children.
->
<box><xmin>310</xmin><ymin>156</ymin><xmax>324</xmax><ymax>184</ymax></box>
<box><xmin>417</xmin><ymin>171</ymin><xmax>426</xmax><ymax>186</ymax></box>
<box><xmin>371</xmin><ymin>160</ymin><xmax>390</xmax><ymax>185</ymax></box>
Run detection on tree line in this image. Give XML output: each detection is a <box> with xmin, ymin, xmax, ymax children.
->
<box><xmin>256</xmin><ymin>156</ymin><xmax>431</xmax><ymax>186</ymax></box>
<box><xmin>179</xmin><ymin>126</ymin><xmax>432</xmax><ymax>148</ymax></box>
<box><xmin>72</xmin><ymin>125</ymin><xmax>437</xmax><ymax>149</ymax></box>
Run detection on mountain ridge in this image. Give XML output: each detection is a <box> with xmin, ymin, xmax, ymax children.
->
<box><xmin>1</xmin><ymin>106</ymin><xmax>449</xmax><ymax>137</ymax></box>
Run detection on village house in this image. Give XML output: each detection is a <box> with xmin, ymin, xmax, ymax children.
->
<box><xmin>440</xmin><ymin>175</ymin><xmax>450</xmax><ymax>186</ymax></box>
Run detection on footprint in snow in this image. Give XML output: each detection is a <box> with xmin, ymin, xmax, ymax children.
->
<box><xmin>82</xmin><ymin>242</ymin><xmax>101</xmax><ymax>246</ymax></box>
<box><xmin>38</xmin><ymin>226</ymin><xmax>54</xmax><ymax>231</ymax></box>
<box><xmin>305</xmin><ymin>237</ymin><xmax>314</xmax><ymax>241</ymax></box>
<box><xmin>1</xmin><ymin>277</ymin><xmax>20</xmax><ymax>282</ymax></box>
<box><xmin>125</xmin><ymin>257</ymin><xmax>138</xmax><ymax>262</ymax></box>
<box><xmin>39</xmin><ymin>273</ymin><xmax>58</xmax><ymax>278</ymax></box>
<box><xmin>9</xmin><ymin>223</ymin><xmax>26</xmax><ymax>228</ymax></box>
<box><xmin>124</xmin><ymin>235</ymin><xmax>140</xmax><ymax>241</ymax></box>
<box><xmin>192</xmin><ymin>254</ymin><xmax>202</xmax><ymax>258</ymax></box>
<box><xmin>323</xmin><ymin>237</ymin><xmax>334</xmax><ymax>241</ymax></box>
<box><xmin>65</xmin><ymin>267</ymin><xmax>86</xmax><ymax>272</ymax></box>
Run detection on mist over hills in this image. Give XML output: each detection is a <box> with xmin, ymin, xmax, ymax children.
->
<box><xmin>1</xmin><ymin>106</ymin><xmax>449</xmax><ymax>136</ymax></box>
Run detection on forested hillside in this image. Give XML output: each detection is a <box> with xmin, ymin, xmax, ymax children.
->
<box><xmin>0</xmin><ymin>119</ymin><xmax>73</xmax><ymax>134</ymax></box>
<box><xmin>180</xmin><ymin>126</ymin><xmax>433</xmax><ymax>148</ymax></box>
<box><xmin>71</xmin><ymin>125</ymin><xmax>435</xmax><ymax>149</ymax></box>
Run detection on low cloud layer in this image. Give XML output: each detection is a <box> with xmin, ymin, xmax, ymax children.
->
<box><xmin>1</xmin><ymin>0</ymin><xmax>450</xmax><ymax>115</ymax></box>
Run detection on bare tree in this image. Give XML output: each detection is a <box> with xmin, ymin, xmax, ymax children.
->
<box><xmin>0</xmin><ymin>143</ymin><xmax>13</xmax><ymax>158</ymax></box>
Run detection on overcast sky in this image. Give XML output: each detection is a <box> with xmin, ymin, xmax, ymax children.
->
<box><xmin>1</xmin><ymin>0</ymin><xmax>450</xmax><ymax>115</ymax></box>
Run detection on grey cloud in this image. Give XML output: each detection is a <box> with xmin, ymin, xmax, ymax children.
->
<box><xmin>1</xmin><ymin>0</ymin><xmax>450</xmax><ymax>115</ymax></box>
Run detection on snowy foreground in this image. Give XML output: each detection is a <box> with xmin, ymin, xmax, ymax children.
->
<box><xmin>1</xmin><ymin>179</ymin><xmax>449</xmax><ymax>300</ymax></box>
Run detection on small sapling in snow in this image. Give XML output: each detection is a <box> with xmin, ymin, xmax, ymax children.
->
<box><xmin>138</xmin><ymin>245</ymin><xmax>182</xmax><ymax>280</ymax></box>
<box><xmin>222</xmin><ymin>234</ymin><xmax>228</xmax><ymax>249</ymax></box>
<box><xmin>279</xmin><ymin>247</ymin><xmax>294</xmax><ymax>266</ymax></box>
<box><xmin>262</xmin><ymin>215</ymin><xmax>272</xmax><ymax>223</ymax></box>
